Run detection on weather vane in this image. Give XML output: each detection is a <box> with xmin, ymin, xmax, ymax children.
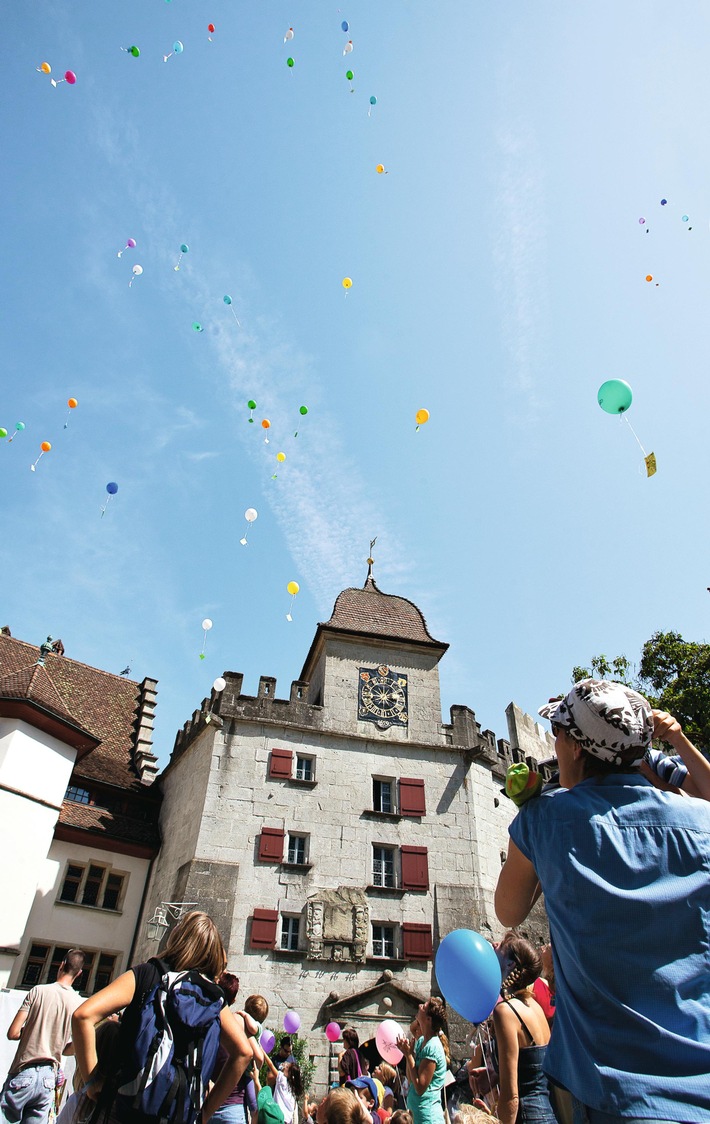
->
<box><xmin>367</xmin><ymin>537</ymin><xmax>377</xmax><ymax>580</ymax></box>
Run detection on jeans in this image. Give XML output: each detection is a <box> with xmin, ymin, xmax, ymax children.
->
<box><xmin>0</xmin><ymin>1065</ymin><xmax>55</xmax><ymax>1124</ymax></box>
<box><xmin>571</xmin><ymin>1096</ymin><xmax>689</xmax><ymax>1124</ymax></box>
<box><xmin>209</xmin><ymin>1104</ymin><xmax>248</xmax><ymax>1124</ymax></box>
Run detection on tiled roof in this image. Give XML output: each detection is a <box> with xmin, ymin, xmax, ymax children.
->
<box><xmin>0</xmin><ymin>634</ymin><xmax>151</xmax><ymax>790</ymax></box>
<box><xmin>322</xmin><ymin>577</ymin><xmax>446</xmax><ymax>647</ymax></box>
<box><xmin>0</xmin><ymin>663</ymin><xmax>95</xmax><ymax>737</ymax></box>
<box><xmin>59</xmin><ymin>798</ymin><xmax>161</xmax><ymax>848</ymax></box>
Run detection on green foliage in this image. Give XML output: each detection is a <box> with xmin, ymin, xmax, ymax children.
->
<box><xmin>259</xmin><ymin>1029</ymin><xmax>316</xmax><ymax>1095</ymax></box>
<box><xmin>571</xmin><ymin>631</ymin><xmax>710</xmax><ymax>751</ymax></box>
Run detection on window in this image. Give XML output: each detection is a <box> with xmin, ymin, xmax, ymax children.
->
<box><xmin>295</xmin><ymin>756</ymin><xmax>313</xmax><ymax>781</ymax></box>
<box><xmin>287</xmin><ymin>834</ymin><xmax>307</xmax><ymax>865</ymax></box>
<box><xmin>258</xmin><ymin>828</ymin><xmax>285</xmax><ymax>862</ymax></box>
<box><xmin>373</xmin><ymin>846</ymin><xmax>396</xmax><ymax>888</ymax></box>
<box><xmin>65</xmin><ymin>786</ymin><xmax>91</xmax><ymax>804</ymax></box>
<box><xmin>19</xmin><ymin>943</ymin><xmax>117</xmax><ymax>994</ymax></box>
<box><xmin>58</xmin><ymin>863</ymin><xmax>126</xmax><ymax>911</ymax></box>
<box><xmin>373</xmin><ymin>779</ymin><xmax>394</xmax><ymax>814</ymax></box>
<box><xmin>281</xmin><ymin>916</ymin><xmax>300</xmax><ymax>951</ymax></box>
<box><xmin>372</xmin><ymin>925</ymin><xmax>395</xmax><ymax>959</ymax></box>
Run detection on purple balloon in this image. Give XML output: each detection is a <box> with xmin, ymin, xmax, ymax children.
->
<box><xmin>260</xmin><ymin>1030</ymin><xmax>275</xmax><ymax>1053</ymax></box>
<box><xmin>127</xmin><ymin>238</ymin><xmax>137</xmax><ymax>248</ymax></box>
<box><xmin>283</xmin><ymin>1010</ymin><xmax>301</xmax><ymax>1034</ymax></box>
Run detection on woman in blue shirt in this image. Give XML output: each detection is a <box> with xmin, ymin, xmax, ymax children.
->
<box><xmin>397</xmin><ymin>998</ymin><xmax>448</xmax><ymax>1124</ymax></box>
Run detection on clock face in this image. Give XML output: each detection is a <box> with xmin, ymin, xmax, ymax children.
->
<box><xmin>358</xmin><ymin>665</ymin><xmax>408</xmax><ymax>729</ymax></box>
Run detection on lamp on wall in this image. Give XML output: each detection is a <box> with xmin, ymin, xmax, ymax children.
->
<box><xmin>145</xmin><ymin>901</ymin><xmax>198</xmax><ymax>941</ymax></box>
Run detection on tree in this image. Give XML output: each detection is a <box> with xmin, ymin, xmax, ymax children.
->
<box><xmin>572</xmin><ymin>631</ymin><xmax>710</xmax><ymax>752</ymax></box>
<box><xmin>260</xmin><ymin>1029</ymin><xmax>316</xmax><ymax>1094</ymax></box>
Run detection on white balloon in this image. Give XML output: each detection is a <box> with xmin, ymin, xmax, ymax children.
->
<box><xmin>245</xmin><ymin>508</ymin><xmax>258</xmax><ymax>523</ymax></box>
<box><xmin>343</xmin><ymin>40</ymin><xmax>353</xmax><ymax>54</ymax></box>
<box><xmin>213</xmin><ymin>677</ymin><xmax>226</xmax><ymax>692</ymax></box>
<box><xmin>132</xmin><ymin>265</ymin><xmax>143</xmax><ymax>276</ymax></box>
<box><xmin>202</xmin><ymin>618</ymin><xmax>213</xmax><ymax>631</ymax></box>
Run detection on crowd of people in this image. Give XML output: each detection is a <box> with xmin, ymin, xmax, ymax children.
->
<box><xmin>2</xmin><ymin>680</ymin><xmax>709</xmax><ymax>1124</ymax></box>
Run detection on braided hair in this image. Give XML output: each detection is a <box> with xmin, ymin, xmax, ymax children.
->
<box><xmin>499</xmin><ymin>933</ymin><xmax>542</xmax><ymax>998</ymax></box>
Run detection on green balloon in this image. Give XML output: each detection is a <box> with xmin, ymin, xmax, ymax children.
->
<box><xmin>180</xmin><ymin>243</ymin><xmax>189</xmax><ymax>254</ymax></box>
<box><xmin>287</xmin><ymin>57</ymin><xmax>295</xmax><ymax>67</ymax></box>
<box><xmin>0</xmin><ymin>429</ymin><xmax>7</xmax><ymax>439</ymax></box>
<box><xmin>299</xmin><ymin>405</ymin><xmax>308</xmax><ymax>416</ymax></box>
<box><xmin>130</xmin><ymin>46</ymin><xmax>140</xmax><ymax>57</ymax></box>
<box><xmin>192</xmin><ymin>322</ymin><xmax>203</xmax><ymax>332</ymax></box>
<box><xmin>248</xmin><ymin>400</ymin><xmax>257</xmax><ymax>410</ymax></box>
<box><xmin>346</xmin><ymin>70</ymin><xmax>354</xmax><ymax>80</ymax></box>
<box><xmin>597</xmin><ymin>379</ymin><xmax>633</xmax><ymax>415</ymax></box>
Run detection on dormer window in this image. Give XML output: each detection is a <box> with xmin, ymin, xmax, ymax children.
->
<box><xmin>65</xmin><ymin>786</ymin><xmax>91</xmax><ymax>805</ymax></box>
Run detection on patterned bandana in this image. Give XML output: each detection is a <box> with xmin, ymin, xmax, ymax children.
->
<box><xmin>538</xmin><ymin>678</ymin><xmax>653</xmax><ymax>767</ymax></box>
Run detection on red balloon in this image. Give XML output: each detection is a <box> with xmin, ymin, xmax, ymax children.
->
<box><xmin>208</xmin><ymin>23</ymin><xmax>215</xmax><ymax>32</ymax></box>
<box><xmin>64</xmin><ymin>70</ymin><xmax>77</xmax><ymax>84</ymax></box>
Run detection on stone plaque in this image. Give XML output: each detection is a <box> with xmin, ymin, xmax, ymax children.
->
<box><xmin>306</xmin><ymin>886</ymin><xmax>369</xmax><ymax>963</ymax></box>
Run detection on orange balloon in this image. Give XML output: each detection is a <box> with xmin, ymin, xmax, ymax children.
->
<box><xmin>261</xmin><ymin>419</ymin><xmax>271</xmax><ymax>430</ymax></box>
<box><xmin>67</xmin><ymin>397</ymin><xmax>78</xmax><ymax>408</ymax></box>
<box><xmin>40</xmin><ymin>441</ymin><xmax>51</xmax><ymax>453</ymax></box>
<box><xmin>645</xmin><ymin>275</ymin><xmax>653</xmax><ymax>282</ymax></box>
<box><xmin>40</xmin><ymin>62</ymin><xmax>51</xmax><ymax>75</ymax></box>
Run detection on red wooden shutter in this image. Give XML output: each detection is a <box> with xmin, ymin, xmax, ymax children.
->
<box><xmin>250</xmin><ymin>909</ymin><xmax>278</xmax><ymax>949</ymax></box>
<box><xmin>258</xmin><ymin>827</ymin><xmax>285</xmax><ymax>862</ymax></box>
<box><xmin>399</xmin><ymin>777</ymin><xmax>426</xmax><ymax>817</ymax></box>
<box><xmin>400</xmin><ymin>846</ymin><xmax>429</xmax><ymax>891</ymax></box>
<box><xmin>402</xmin><ymin>923</ymin><xmax>433</xmax><ymax>961</ymax></box>
<box><xmin>269</xmin><ymin>748</ymin><xmax>293</xmax><ymax>778</ymax></box>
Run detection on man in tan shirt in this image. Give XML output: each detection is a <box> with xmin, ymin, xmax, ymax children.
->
<box><xmin>1</xmin><ymin>949</ymin><xmax>85</xmax><ymax>1123</ymax></box>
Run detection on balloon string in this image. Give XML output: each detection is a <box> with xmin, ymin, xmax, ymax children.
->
<box><xmin>230</xmin><ymin>306</ymin><xmax>242</xmax><ymax>327</ymax></box>
<box><xmin>621</xmin><ymin>413</ymin><xmax>647</xmax><ymax>457</ymax></box>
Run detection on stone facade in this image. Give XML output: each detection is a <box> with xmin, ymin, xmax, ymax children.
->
<box><xmin>135</xmin><ymin>578</ymin><xmax>552</xmax><ymax>1088</ymax></box>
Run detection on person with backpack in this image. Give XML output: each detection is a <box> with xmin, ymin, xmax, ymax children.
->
<box><xmin>71</xmin><ymin>911</ymin><xmax>252</xmax><ymax>1124</ymax></box>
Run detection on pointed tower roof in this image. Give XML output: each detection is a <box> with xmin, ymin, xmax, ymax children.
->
<box><xmin>0</xmin><ymin>661</ymin><xmax>99</xmax><ymax>756</ymax></box>
<box><xmin>301</xmin><ymin>573</ymin><xmax>447</xmax><ymax>683</ymax></box>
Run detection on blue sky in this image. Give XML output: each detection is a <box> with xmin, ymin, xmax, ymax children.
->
<box><xmin>3</xmin><ymin>1</ymin><xmax>710</xmax><ymax>765</ymax></box>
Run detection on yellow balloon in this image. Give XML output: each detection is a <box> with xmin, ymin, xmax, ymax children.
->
<box><xmin>415</xmin><ymin>408</ymin><xmax>430</xmax><ymax>426</ymax></box>
<box><xmin>276</xmin><ymin>451</ymin><xmax>286</xmax><ymax>463</ymax></box>
<box><xmin>376</xmin><ymin>164</ymin><xmax>385</xmax><ymax>174</ymax></box>
<box><xmin>342</xmin><ymin>277</ymin><xmax>352</xmax><ymax>289</ymax></box>
<box><xmin>287</xmin><ymin>581</ymin><xmax>300</xmax><ymax>596</ymax></box>
<box><xmin>41</xmin><ymin>62</ymin><xmax>51</xmax><ymax>74</ymax></box>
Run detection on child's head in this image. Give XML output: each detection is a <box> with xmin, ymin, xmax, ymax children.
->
<box><xmin>453</xmin><ymin>1106</ymin><xmax>499</xmax><ymax>1124</ymax></box>
<box><xmin>316</xmin><ymin>1088</ymin><xmax>366</xmax><ymax>1124</ymax></box>
<box><xmin>390</xmin><ymin>1112</ymin><xmax>414</xmax><ymax>1124</ymax></box>
<box><xmin>245</xmin><ymin>994</ymin><xmax>269</xmax><ymax>1022</ymax></box>
<box><xmin>218</xmin><ymin>971</ymin><xmax>240</xmax><ymax>1007</ymax></box>
<box><xmin>284</xmin><ymin>1061</ymin><xmax>303</xmax><ymax>1100</ymax></box>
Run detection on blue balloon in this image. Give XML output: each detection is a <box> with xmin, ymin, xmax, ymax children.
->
<box><xmin>341</xmin><ymin>20</ymin><xmax>349</xmax><ymax>31</ymax></box>
<box><xmin>370</xmin><ymin>96</ymin><xmax>377</xmax><ymax>105</ymax></box>
<box><xmin>106</xmin><ymin>482</ymin><xmax>119</xmax><ymax>495</ymax></box>
<box><xmin>173</xmin><ymin>41</ymin><xmax>183</xmax><ymax>54</ymax></box>
<box><xmin>435</xmin><ymin>930</ymin><xmax>501</xmax><ymax>1024</ymax></box>
<box><xmin>223</xmin><ymin>295</ymin><xmax>232</xmax><ymax>305</ymax></box>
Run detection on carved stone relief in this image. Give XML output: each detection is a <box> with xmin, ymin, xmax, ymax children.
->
<box><xmin>306</xmin><ymin>887</ymin><xmax>369</xmax><ymax>963</ymax></box>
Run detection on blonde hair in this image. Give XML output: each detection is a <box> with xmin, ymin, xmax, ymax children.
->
<box><xmin>375</xmin><ymin>1062</ymin><xmax>397</xmax><ymax>1086</ymax></box>
<box><xmin>322</xmin><ymin>1087</ymin><xmax>367</xmax><ymax>1124</ymax></box>
<box><xmin>245</xmin><ymin>994</ymin><xmax>269</xmax><ymax>1022</ymax></box>
<box><xmin>163</xmin><ymin>911</ymin><xmax>226</xmax><ymax>979</ymax></box>
<box><xmin>390</xmin><ymin>1113</ymin><xmax>414</xmax><ymax>1124</ymax></box>
<box><xmin>453</xmin><ymin>1107</ymin><xmax>499</xmax><ymax>1124</ymax></box>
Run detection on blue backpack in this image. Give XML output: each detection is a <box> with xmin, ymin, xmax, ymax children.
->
<box><xmin>113</xmin><ymin>957</ymin><xmax>225</xmax><ymax>1124</ymax></box>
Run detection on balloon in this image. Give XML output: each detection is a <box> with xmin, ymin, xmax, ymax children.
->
<box><xmin>284</xmin><ymin>27</ymin><xmax>294</xmax><ymax>42</ymax></box>
<box><xmin>129</xmin><ymin>46</ymin><xmax>140</xmax><ymax>57</ymax></box>
<box><xmin>245</xmin><ymin>508</ymin><xmax>258</xmax><ymax>523</ymax></box>
<box><xmin>67</xmin><ymin>398</ymin><xmax>78</xmax><ymax>409</ymax></box>
<box><xmin>129</xmin><ymin>264</ymin><xmax>143</xmax><ymax>288</ymax></box>
<box><xmin>435</xmin><ymin>930</ymin><xmax>502</xmax><ymax>1024</ymax></box>
<box><xmin>342</xmin><ymin>277</ymin><xmax>352</xmax><ymax>290</ymax></box>
<box><xmin>375</xmin><ymin>1020</ymin><xmax>404</xmax><ymax>1065</ymax></box>
<box><xmin>415</xmin><ymin>408</ymin><xmax>430</xmax><ymax>426</ymax></box>
<box><xmin>208</xmin><ymin>24</ymin><xmax>215</xmax><ymax>34</ymax></box>
<box><xmin>174</xmin><ymin>244</ymin><xmax>189</xmax><ymax>271</ymax></box>
<box><xmin>346</xmin><ymin>70</ymin><xmax>354</xmax><ymax>81</ymax></box>
<box><xmin>370</xmin><ymin>96</ymin><xmax>377</xmax><ymax>105</ymax></box>
<box><xmin>224</xmin><ymin>295</ymin><xmax>232</xmax><ymax>305</ymax></box>
<box><xmin>0</xmin><ymin>429</ymin><xmax>7</xmax><ymax>439</ymax></box>
<box><xmin>202</xmin><ymin>618</ymin><xmax>213</xmax><ymax>631</ymax></box>
<box><xmin>260</xmin><ymin>1030</ymin><xmax>275</xmax><ymax>1054</ymax></box>
<box><xmin>262</xmin><ymin>419</ymin><xmax>271</xmax><ymax>430</ymax></box>
<box><xmin>64</xmin><ymin>71</ymin><xmax>76</xmax><ymax>84</ymax></box>
<box><xmin>106</xmin><ymin>482</ymin><xmax>118</xmax><ymax>495</ymax></box>
<box><xmin>283</xmin><ymin>1010</ymin><xmax>301</xmax><ymax>1034</ymax></box>
<box><xmin>248</xmin><ymin>400</ymin><xmax>257</xmax><ymax>409</ymax></box>
<box><xmin>325</xmin><ymin>1022</ymin><xmax>341</xmax><ymax>1043</ymax></box>
<box><xmin>661</xmin><ymin>198</ymin><xmax>667</xmax><ymax>205</ymax></box>
<box><xmin>213</xmin><ymin>677</ymin><xmax>226</xmax><ymax>692</ymax></box>
<box><xmin>597</xmin><ymin>379</ymin><xmax>633</xmax><ymax>415</ymax></box>
<box><xmin>276</xmin><ymin>451</ymin><xmax>286</xmax><ymax>463</ymax></box>
<box><xmin>638</xmin><ymin>217</ymin><xmax>645</xmax><ymax>225</ymax></box>
<box><xmin>173</xmin><ymin>41</ymin><xmax>183</xmax><ymax>53</ymax></box>
<box><xmin>645</xmin><ymin>275</ymin><xmax>653</xmax><ymax>282</ymax></box>
<box><xmin>287</xmin><ymin>581</ymin><xmax>300</xmax><ymax>596</ymax></box>
<box><xmin>127</xmin><ymin>238</ymin><xmax>136</xmax><ymax>248</ymax></box>
<box><xmin>682</xmin><ymin>214</ymin><xmax>689</xmax><ymax>222</ymax></box>
<box><xmin>299</xmin><ymin>406</ymin><xmax>308</xmax><ymax>416</ymax></box>
<box><xmin>15</xmin><ymin>422</ymin><xmax>25</xmax><ymax>432</ymax></box>
<box><xmin>192</xmin><ymin>322</ymin><xmax>204</xmax><ymax>332</ymax></box>
<box><xmin>343</xmin><ymin>40</ymin><xmax>353</xmax><ymax>55</ymax></box>
<box><xmin>376</xmin><ymin>164</ymin><xmax>385</xmax><ymax>174</ymax></box>
<box><xmin>39</xmin><ymin>62</ymin><xmax>51</xmax><ymax>74</ymax></box>
<box><xmin>41</xmin><ymin>441</ymin><xmax>51</xmax><ymax>452</ymax></box>
<box><xmin>287</xmin><ymin>57</ymin><xmax>295</xmax><ymax>68</ymax></box>
<box><xmin>341</xmin><ymin>21</ymin><xmax>349</xmax><ymax>32</ymax></box>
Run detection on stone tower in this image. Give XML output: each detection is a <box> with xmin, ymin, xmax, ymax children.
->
<box><xmin>135</xmin><ymin>573</ymin><xmax>542</xmax><ymax>1085</ymax></box>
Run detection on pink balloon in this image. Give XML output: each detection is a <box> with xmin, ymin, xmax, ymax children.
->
<box><xmin>283</xmin><ymin>1010</ymin><xmax>301</xmax><ymax>1034</ymax></box>
<box><xmin>325</xmin><ymin>1022</ymin><xmax>341</xmax><ymax>1043</ymax></box>
<box><xmin>65</xmin><ymin>70</ymin><xmax>77</xmax><ymax>84</ymax></box>
<box><xmin>375</xmin><ymin>1019</ymin><xmax>404</xmax><ymax>1065</ymax></box>
<box><xmin>127</xmin><ymin>238</ymin><xmax>137</xmax><ymax>249</ymax></box>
